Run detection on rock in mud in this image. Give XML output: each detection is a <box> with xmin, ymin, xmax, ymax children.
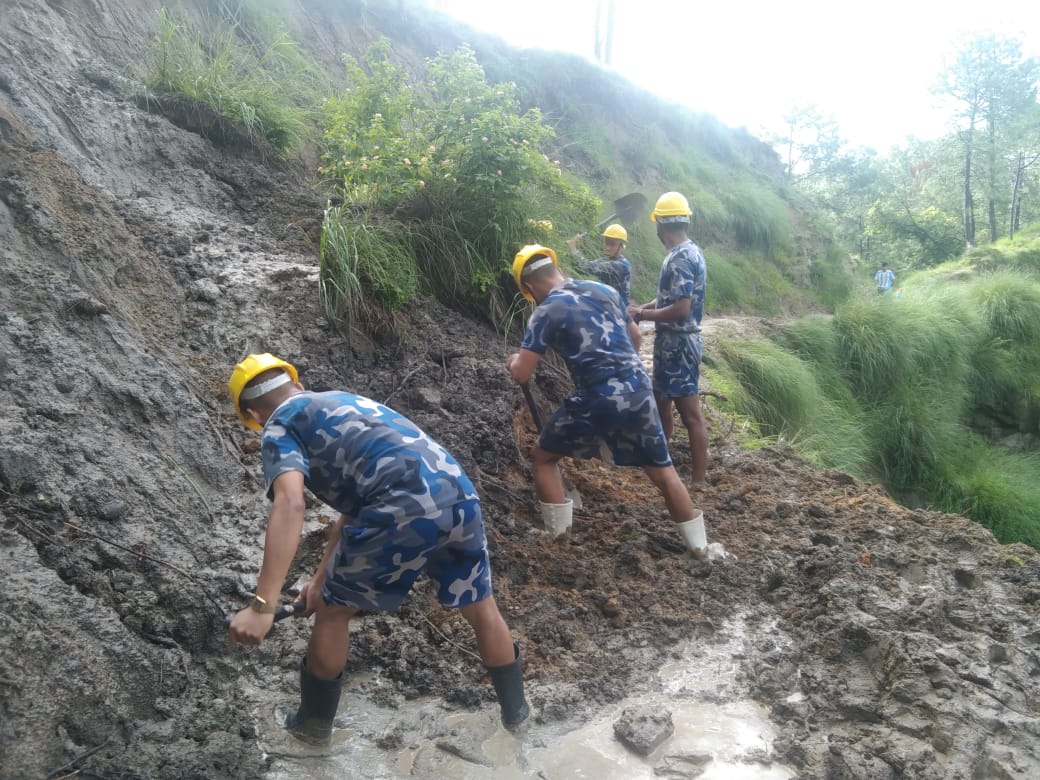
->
<box><xmin>613</xmin><ymin>705</ymin><xmax>674</xmax><ymax>756</ymax></box>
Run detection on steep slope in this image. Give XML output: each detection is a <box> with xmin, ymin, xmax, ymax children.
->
<box><xmin>1</xmin><ymin>2</ymin><xmax>1038</xmax><ymax>779</ymax></box>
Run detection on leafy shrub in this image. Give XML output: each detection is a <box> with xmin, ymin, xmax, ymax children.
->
<box><xmin>320</xmin><ymin>40</ymin><xmax>597</xmax><ymax>327</ymax></box>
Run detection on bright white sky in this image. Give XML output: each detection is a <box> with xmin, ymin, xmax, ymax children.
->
<box><xmin>432</xmin><ymin>0</ymin><xmax>1040</xmax><ymax>152</ymax></box>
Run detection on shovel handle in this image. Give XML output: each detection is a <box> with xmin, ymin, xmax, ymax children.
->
<box><xmin>224</xmin><ymin>599</ymin><xmax>308</xmax><ymax>628</ymax></box>
<box><xmin>593</xmin><ymin>211</ymin><xmax>620</xmax><ymax>231</ymax></box>
<box><xmin>520</xmin><ymin>383</ymin><xmax>543</xmax><ymax>431</ymax></box>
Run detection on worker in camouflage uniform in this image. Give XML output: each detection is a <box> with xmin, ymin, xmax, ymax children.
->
<box><xmin>506</xmin><ymin>245</ymin><xmax>707</xmax><ymax>554</ymax></box>
<box><xmin>227</xmin><ymin>354</ymin><xmax>529</xmax><ymax>744</ymax></box>
<box><xmin>628</xmin><ymin>192</ymin><xmax>709</xmax><ymax>488</ymax></box>
<box><xmin>566</xmin><ymin>223</ymin><xmax>641</xmax><ymax>349</ymax></box>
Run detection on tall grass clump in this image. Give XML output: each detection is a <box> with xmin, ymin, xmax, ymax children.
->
<box><xmin>832</xmin><ymin>292</ymin><xmax>975</xmax><ymax>402</ymax></box>
<box><xmin>719</xmin><ymin>281</ymin><xmax>1040</xmax><ymax>546</ymax></box>
<box><xmin>320</xmin><ymin>40</ymin><xmax>597</xmax><ymax>330</ymax></box>
<box><xmin>715</xmin><ymin>333</ymin><xmax>868</xmax><ymax>472</ymax></box>
<box><xmin>142</xmin><ymin>6</ymin><xmax>318</xmax><ymax>153</ymax></box>
<box><xmin>810</xmin><ymin>244</ymin><xmax>855</xmax><ymax>307</ymax></box>
<box><xmin>947</xmin><ymin>451</ymin><xmax>1040</xmax><ymax>548</ymax></box>
<box><xmin>717</xmin><ymin>337</ymin><xmax>820</xmax><ymax>436</ymax></box>
<box><xmin>966</xmin><ymin>272</ymin><xmax>1040</xmax><ymax>433</ymax></box>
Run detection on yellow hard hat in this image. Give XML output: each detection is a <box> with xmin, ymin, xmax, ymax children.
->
<box><xmin>651</xmin><ymin>191</ymin><xmax>692</xmax><ymax>222</ymax></box>
<box><xmin>512</xmin><ymin>244</ymin><xmax>559</xmax><ymax>302</ymax></box>
<box><xmin>601</xmin><ymin>224</ymin><xmax>628</xmax><ymax>242</ymax></box>
<box><xmin>228</xmin><ymin>353</ymin><xmax>298</xmax><ymax>430</ymax></box>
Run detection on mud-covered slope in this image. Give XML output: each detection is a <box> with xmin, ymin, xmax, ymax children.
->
<box><xmin>2</xmin><ymin>2</ymin><xmax>1040</xmax><ymax>779</ymax></box>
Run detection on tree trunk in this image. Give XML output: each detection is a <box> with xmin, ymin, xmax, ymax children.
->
<box><xmin>1009</xmin><ymin>155</ymin><xmax>1021</xmax><ymax>239</ymax></box>
<box><xmin>987</xmin><ymin>120</ymin><xmax>999</xmax><ymax>242</ymax></box>
<box><xmin>604</xmin><ymin>0</ymin><xmax>615</xmax><ymax>66</ymax></box>
<box><xmin>962</xmin><ymin>120</ymin><xmax>976</xmax><ymax>247</ymax></box>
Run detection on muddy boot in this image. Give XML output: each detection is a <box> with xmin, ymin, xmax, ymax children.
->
<box><xmin>678</xmin><ymin>510</ymin><xmax>708</xmax><ymax>559</ymax></box>
<box><xmin>487</xmin><ymin>642</ymin><xmax>530</xmax><ymax>730</ymax></box>
<box><xmin>285</xmin><ymin>657</ymin><xmax>344</xmax><ymax>745</ymax></box>
<box><xmin>538</xmin><ymin>499</ymin><xmax>573</xmax><ymax>538</ymax></box>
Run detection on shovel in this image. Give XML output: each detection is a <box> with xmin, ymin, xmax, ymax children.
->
<box><xmin>521</xmin><ymin>383</ymin><xmax>583</xmax><ymax>509</ymax></box>
<box><xmin>588</xmin><ymin>192</ymin><xmax>649</xmax><ymax>234</ymax></box>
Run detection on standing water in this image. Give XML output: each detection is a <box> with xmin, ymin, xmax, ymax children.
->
<box><xmin>259</xmin><ymin>614</ymin><xmax>795</xmax><ymax>779</ymax></box>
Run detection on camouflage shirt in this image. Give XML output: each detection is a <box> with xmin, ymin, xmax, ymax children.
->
<box><xmin>521</xmin><ymin>279</ymin><xmax>649</xmax><ymax>398</ymax></box>
<box><xmin>655</xmin><ymin>239</ymin><xmax>706</xmax><ymax>334</ymax></box>
<box><xmin>261</xmin><ymin>391</ymin><xmax>475</xmax><ymax>522</ymax></box>
<box><xmin>573</xmin><ymin>254</ymin><xmax>633</xmax><ymax>309</ymax></box>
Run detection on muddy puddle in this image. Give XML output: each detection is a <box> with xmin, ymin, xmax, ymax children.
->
<box><xmin>256</xmin><ymin>614</ymin><xmax>794</xmax><ymax>779</ymax></box>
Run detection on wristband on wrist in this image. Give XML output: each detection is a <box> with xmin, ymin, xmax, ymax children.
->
<box><xmin>249</xmin><ymin>594</ymin><xmax>277</xmax><ymax>614</ymax></box>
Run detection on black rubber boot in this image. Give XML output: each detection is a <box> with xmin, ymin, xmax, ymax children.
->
<box><xmin>487</xmin><ymin>642</ymin><xmax>530</xmax><ymax>729</ymax></box>
<box><xmin>285</xmin><ymin>657</ymin><xmax>344</xmax><ymax>745</ymax></box>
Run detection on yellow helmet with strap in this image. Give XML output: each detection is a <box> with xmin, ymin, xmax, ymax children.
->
<box><xmin>601</xmin><ymin>224</ymin><xmax>628</xmax><ymax>242</ymax></box>
<box><xmin>512</xmin><ymin>244</ymin><xmax>559</xmax><ymax>302</ymax></box>
<box><xmin>228</xmin><ymin>353</ymin><xmax>298</xmax><ymax>430</ymax></box>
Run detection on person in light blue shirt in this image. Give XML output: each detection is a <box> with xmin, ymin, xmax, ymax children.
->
<box><xmin>875</xmin><ymin>262</ymin><xmax>896</xmax><ymax>293</ymax></box>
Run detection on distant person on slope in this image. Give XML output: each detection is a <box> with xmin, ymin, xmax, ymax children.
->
<box><xmin>627</xmin><ymin>192</ymin><xmax>709</xmax><ymax>489</ymax></box>
<box><xmin>566</xmin><ymin>223</ymin><xmax>641</xmax><ymax>349</ymax></box>
<box><xmin>505</xmin><ymin>245</ymin><xmax>707</xmax><ymax>556</ymax></box>
<box><xmin>226</xmin><ymin>354</ymin><xmax>529</xmax><ymax>743</ymax></box>
<box><xmin>875</xmin><ymin>262</ymin><xmax>896</xmax><ymax>293</ymax></box>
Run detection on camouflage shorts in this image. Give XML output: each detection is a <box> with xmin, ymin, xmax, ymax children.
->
<box><xmin>653</xmin><ymin>331</ymin><xmax>703</xmax><ymax>399</ymax></box>
<box><xmin>538</xmin><ymin>387</ymin><xmax>672</xmax><ymax>468</ymax></box>
<box><xmin>321</xmin><ymin>498</ymin><xmax>492</xmax><ymax>611</ymax></box>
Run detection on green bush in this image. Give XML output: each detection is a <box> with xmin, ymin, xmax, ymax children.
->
<box><xmin>319</xmin><ymin>40</ymin><xmax>597</xmax><ymax>327</ymax></box>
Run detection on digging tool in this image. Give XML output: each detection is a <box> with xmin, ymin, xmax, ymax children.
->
<box><xmin>578</xmin><ymin>192</ymin><xmax>649</xmax><ymax>239</ymax></box>
<box><xmin>224</xmin><ymin>599</ymin><xmax>308</xmax><ymax>628</ymax></box>
<box><xmin>520</xmin><ymin>383</ymin><xmax>583</xmax><ymax>509</ymax></box>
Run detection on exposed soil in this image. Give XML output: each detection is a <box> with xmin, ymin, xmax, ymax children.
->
<box><xmin>2</xmin><ymin>2</ymin><xmax>1040</xmax><ymax>779</ymax></box>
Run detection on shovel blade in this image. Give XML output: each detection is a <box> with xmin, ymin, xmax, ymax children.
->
<box><xmin>593</xmin><ymin>192</ymin><xmax>649</xmax><ymax>231</ymax></box>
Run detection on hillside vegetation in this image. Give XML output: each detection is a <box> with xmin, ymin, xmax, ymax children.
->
<box><xmin>710</xmin><ymin>226</ymin><xmax>1040</xmax><ymax>546</ymax></box>
<box><xmin>140</xmin><ymin>0</ymin><xmax>845</xmax><ymax>333</ymax></box>
<box><xmin>136</xmin><ymin>0</ymin><xmax>1040</xmax><ymax>547</ymax></box>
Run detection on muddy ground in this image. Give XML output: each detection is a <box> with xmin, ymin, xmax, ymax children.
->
<box><xmin>2</xmin><ymin>2</ymin><xmax>1040</xmax><ymax>778</ymax></box>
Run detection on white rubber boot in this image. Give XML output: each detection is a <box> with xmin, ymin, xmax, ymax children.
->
<box><xmin>678</xmin><ymin>510</ymin><xmax>707</xmax><ymax>557</ymax></box>
<box><xmin>539</xmin><ymin>499</ymin><xmax>573</xmax><ymax>538</ymax></box>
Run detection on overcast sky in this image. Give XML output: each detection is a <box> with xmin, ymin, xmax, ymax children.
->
<box><xmin>432</xmin><ymin>0</ymin><xmax>1040</xmax><ymax>152</ymax></box>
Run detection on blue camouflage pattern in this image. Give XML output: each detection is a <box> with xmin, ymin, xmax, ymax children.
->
<box><xmin>574</xmin><ymin>254</ymin><xmax>633</xmax><ymax>309</ymax></box>
<box><xmin>261</xmin><ymin>391</ymin><xmax>492</xmax><ymax>610</ymax></box>
<box><xmin>653</xmin><ymin>331</ymin><xmax>704</xmax><ymax>399</ymax></box>
<box><xmin>521</xmin><ymin>279</ymin><xmax>672</xmax><ymax>467</ymax></box>
<box><xmin>655</xmin><ymin>240</ymin><xmax>706</xmax><ymax>335</ymax></box>
<box><xmin>652</xmin><ymin>239</ymin><xmax>706</xmax><ymax>398</ymax></box>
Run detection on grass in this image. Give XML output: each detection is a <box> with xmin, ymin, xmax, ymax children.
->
<box><xmin>949</xmin><ymin>451</ymin><xmax>1040</xmax><ymax>549</ymax></box>
<box><xmin>141</xmin><ymin>6</ymin><xmax>319</xmax><ymax>153</ymax></box>
<box><xmin>711</xmin><ymin>265</ymin><xmax>1040</xmax><ymax>548</ymax></box>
